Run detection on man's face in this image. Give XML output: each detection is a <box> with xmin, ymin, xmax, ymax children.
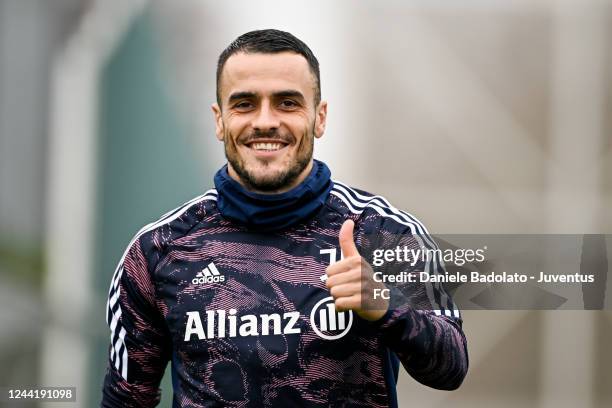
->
<box><xmin>212</xmin><ymin>51</ymin><xmax>327</xmax><ymax>193</ymax></box>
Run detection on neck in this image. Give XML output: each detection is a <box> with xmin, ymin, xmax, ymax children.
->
<box><xmin>213</xmin><ymin>159</ymin><xmax>332</xmax><ymax>231</ymax></box>
<box><xmin>227</xmin><ymin>160</ymin><xmax>314</xmax><ymax>194</ymax></box>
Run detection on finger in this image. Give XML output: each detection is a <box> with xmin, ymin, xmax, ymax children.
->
<box><xmin>329</xmin><ymin>282</ymin><xmax>361</xmax><ymax>299</ymax></box>
<box><xmin>325</xmin><ymin>261</ymin><xmax>350</xmax><ymax>277</ymax></box>
<box><xmin>339</xmin><ymin>219</ymin><xmax>359</xmax><ymax>258</ymax></box>
<box><xmin>325</xmin><ymin>269</ymin><xmax>361</xmax><ymax>288</ymax></box>
<box><xmin>334</xmin><ymin>294</ymin><xmax>361</xmax><ymax>312</ymax></box>
<box><xmin>325</xmin><ymin>257</ymin><xmax>361</xmax><ymax>277</ymax></box>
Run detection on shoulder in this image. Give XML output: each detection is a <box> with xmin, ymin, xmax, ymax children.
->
<box><xmin>121</xmin><ymin>189</ymin><xmax>219</xmax><ymax>261</ymax></box>
<box><xmin>328</xmin><ymin>179</ymin><xmax>432</xmax><ymax>236</ymax></box>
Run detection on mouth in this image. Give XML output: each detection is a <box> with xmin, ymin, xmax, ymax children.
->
<box><xmin>244</xmin><ymin>140</ymin><xmax>289</xmax><ymax>153</ymax></box>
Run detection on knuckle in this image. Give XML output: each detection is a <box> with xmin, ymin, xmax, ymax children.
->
<box><xmin>349</xmin><ymin>255</ymin><xmax>361</xmax><ymax>265</ymax></box>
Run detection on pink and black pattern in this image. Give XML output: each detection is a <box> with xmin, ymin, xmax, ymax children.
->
<box><xmin>102</xmin><ymin>184</ymin><xmax>468</xmax><ymax>407</ymax></box>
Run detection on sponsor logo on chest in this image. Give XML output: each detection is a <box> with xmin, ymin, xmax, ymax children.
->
<box><xmin>184</xmin><ymin>297</ymin><xmax>352</xmax><ymax>342</ymax></box>
<box><xmin>192</xmin><ymin>262</ymin><xmax>225</xmax><ymax>284</ymax></box>
<box><xmin>185</xmin><ymin>252</ymin><xmax>353</xmax><ymax>341</ymax></box>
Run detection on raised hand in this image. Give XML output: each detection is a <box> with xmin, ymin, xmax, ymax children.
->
<box><xmin>325</xmin><ymin>219</ymin><xmax>389</xmax><ymax>321</ymax></box>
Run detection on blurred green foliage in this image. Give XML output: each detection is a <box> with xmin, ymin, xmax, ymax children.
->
<box><xmin>0</xmin><ymin>237</ymin><xmax>44</xmax><ymax>287</ymax></box>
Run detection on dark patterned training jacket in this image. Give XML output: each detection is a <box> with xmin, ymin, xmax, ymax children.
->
<box><xmin>102</xmin><ymin>180</ymin><xmax>468</xmax><ymax>407</ymax></box>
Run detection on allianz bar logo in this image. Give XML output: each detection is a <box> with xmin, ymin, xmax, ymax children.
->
<box><xmin>184</xmin><ymin>296</ymin><xmax>353</xmax><ymax>341</ymax></box>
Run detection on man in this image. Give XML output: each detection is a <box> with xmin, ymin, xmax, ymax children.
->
<box><xmin>102</xmin><ymin>29</ymin><xmax>468</xmax><ymax>407</ymax></box>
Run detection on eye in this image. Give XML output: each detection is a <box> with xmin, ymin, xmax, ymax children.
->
<box><xmin>279</xmin><ymin>99</ymin><xmax>298</xmax><ymax>109</ymax></box>
<box><xmin>233</xmin><ymin>101</ymin><xmax>253</xmax><ymax>110</ymax></box>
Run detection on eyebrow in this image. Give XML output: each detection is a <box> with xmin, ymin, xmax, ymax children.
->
<box><xmin>227</xmin><ymin>90</ymin><xmax>306</xmax><ymax>104</ymax></box>
<box><xmin>228</xmin><ymin>91</ymin><xmax>256</xmax><ymax>103</ymax></box>
<box><xmin>273</xmin><ymin>90</ymin><xmax>305</xmax><ymax>100</ymax></box>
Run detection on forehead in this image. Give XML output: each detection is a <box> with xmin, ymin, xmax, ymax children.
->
<box><xmin>219</xmin><ymin>51</ymin><xmax>316</xmax><ymax>102</ymax></box>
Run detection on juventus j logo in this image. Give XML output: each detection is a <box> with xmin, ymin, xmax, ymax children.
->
<box><xmin>310</xmin><ymin>296</ymin><xmax>353</xmax><ymax>340</ymax></box>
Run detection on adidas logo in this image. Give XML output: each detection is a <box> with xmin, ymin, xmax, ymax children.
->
<box><xmin>192</xmin><ymin>262</ymin><xmax>225</xmax><ymax>284</ymax></box>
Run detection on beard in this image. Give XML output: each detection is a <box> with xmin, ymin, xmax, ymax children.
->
<box><xmin>224</xmin><ymin>126</ymin><xmax>314</xmax><ymax>193</ymax></box>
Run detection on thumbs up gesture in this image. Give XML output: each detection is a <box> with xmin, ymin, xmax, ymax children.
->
<box><xmin>325</xmin><ymin>219</ymin><xmax>389</xmax><ymax>321</ymax></box>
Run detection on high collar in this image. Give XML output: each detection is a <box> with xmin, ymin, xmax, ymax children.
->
<box><xmin>213</xmin><ymin>160</ymin><xmax>333</xmax><ymax>232</ymax></box>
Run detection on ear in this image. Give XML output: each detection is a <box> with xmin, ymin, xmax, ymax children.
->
<box><xmin>211</xmin><ymin>103</ymin><xmax>224</xmax><ymax>141</ymax></box>
<box><xmin>314</xmin><ymin>100</ymin><xmax>327</xmax><ymax>139</ymax></box>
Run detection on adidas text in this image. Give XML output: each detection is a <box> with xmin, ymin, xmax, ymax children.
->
<box><xmin>192</xmin><ymin>275</ymin><xmax>225</xmax><ymax>284</ymax></box>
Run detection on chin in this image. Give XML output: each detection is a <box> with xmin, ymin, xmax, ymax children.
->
<box><xmin>249</xmin><ymin>171</ymin><xmax>287</xmax><ymax>186</ymax></box>
<box><xmin>247</xmin><ymin>163</ymin><xmax>288</xmax><ymax>178</ymax></box>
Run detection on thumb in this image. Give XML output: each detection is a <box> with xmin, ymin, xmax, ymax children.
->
<box><xmin>339</xmin><ymin>219</ymin><xmax>359</xmax><ymax>257</ymax></box>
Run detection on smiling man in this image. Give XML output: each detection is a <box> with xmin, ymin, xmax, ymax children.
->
<box><xmin>212</xmin><ymin>49</ymin><xmax>323</xmax><ymax>194</ymax></box>
<box><xmin>102</xmin><ymin>29</ymin><xmax>468</xmax><ymax>407</ymax></box>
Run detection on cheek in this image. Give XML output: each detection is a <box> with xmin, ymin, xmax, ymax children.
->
<box><xmin>287</xmin><ymin>118</ymin><xmax>313</xmax><ymax>145</ymax></box>
<box><xmin>225</xmin><ymin>122</ymin><xmax>248</xmax><ymax>145</ymax></box>
<box><xmin>296</xmin><ymin>123</ymin><xmax>315</xmax><ymax>149</ymax></box>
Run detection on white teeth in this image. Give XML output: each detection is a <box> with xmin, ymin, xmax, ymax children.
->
<box><xmin>252</xmin><ymin>142</ymin><xmax>283</xmax><ymax>151</ymax></box>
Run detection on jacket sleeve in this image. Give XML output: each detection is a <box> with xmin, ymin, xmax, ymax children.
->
<box><xmin>101</xmin><ymin>237</ymin><xmax>171</xmax><ymax>407</ymax></box>
<box><xmin>367</xmin><ymin>222</ymin><xmax>469</xmax><ymax>390</ymax></box>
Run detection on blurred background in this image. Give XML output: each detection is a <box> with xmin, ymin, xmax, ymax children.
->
<box><xmin>0</xmin><ymin>0</ymin><xmax>611</xmax><ymax>407</ymax></box>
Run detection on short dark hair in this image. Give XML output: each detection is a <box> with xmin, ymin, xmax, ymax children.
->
<box><xmin>216</xmin><ymin>29</ymin><xmax>321</xmax><ymax>106</ymax></box>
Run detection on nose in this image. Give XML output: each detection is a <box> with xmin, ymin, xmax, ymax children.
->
<box><xmin>251</xmin><ymin>101</ymin><xmax>280</xmax><ymax>132</ymax></box>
